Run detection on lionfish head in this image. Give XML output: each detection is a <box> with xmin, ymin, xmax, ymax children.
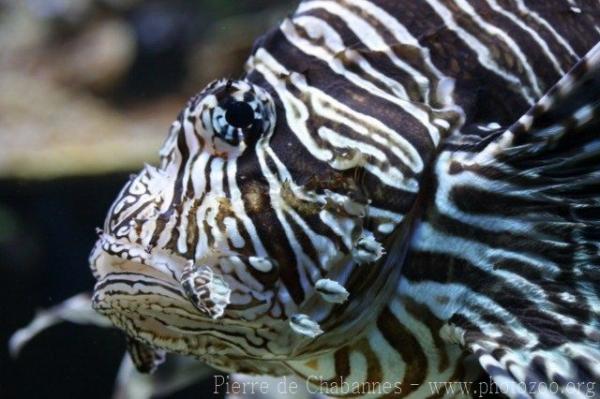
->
<box><xmin>89</xmin><ymin>75</ymin><xmax>408</xmax><ymax>371</ymax></box>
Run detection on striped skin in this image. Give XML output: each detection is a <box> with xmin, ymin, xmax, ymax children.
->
<box><xmin>393</xmin><ymin>46</ymin><xmax>600</xmax><ymax>398</ymax></box>
<box><xmin>89</xmin><ymin>1</ymin><xmax>600</xmax><ymax>398</ymax></box>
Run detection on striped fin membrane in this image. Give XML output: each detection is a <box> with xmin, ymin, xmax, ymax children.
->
<box><xmin>439</xmin><ymin>43</ymin><xmax>600</xmax><ymax>398</ymax></box>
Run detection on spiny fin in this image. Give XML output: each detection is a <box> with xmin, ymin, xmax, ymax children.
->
<box><xmin>481</xmin><ymin>42</ymin><xmax>600</xmax><ymax>164</ymax></box>
<box><xmin>126</xmin><ymin>336</ymin><xmax>166</xmax><ymax>374</ymax></box>
<box><xmin>443</xmin><ymin>319</ymin><xmax>600</xmax><ymax>399</ymax></box>
<box><xmin>449</xmin><ymin>43</ymin><xmax>600</xmax><ymax>398</ymax></box>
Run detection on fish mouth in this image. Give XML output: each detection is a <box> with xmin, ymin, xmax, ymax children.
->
<box><xmin>88</xmin><ymin>236</ymin><xmax>230</xmax><ymax>354</ymax></box>
<box><xmin>88</xmin><ymin>234</ymin><xmax>293</xmax><ymax>362</ymax></box>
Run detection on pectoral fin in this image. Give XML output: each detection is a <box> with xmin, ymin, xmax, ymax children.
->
<box><xmin>439</xmin><ymin>42</ymin><xmax>600</xmax><ymax>399</ymax></box>
<box><xmin>126</xmin><ymin>336</ymin><xmax>166</xmax><ymax>374</ymax></box>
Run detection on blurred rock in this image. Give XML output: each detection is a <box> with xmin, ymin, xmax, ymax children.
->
<box><xmin>25</xmin><ymin>0</ymin><xmax>94</xmax><ymax>26</ymax></box>
<box><xmin>0</xmin><ymin>0</ymin><xmax>295</xmax><ymax>179</ymax></box>
<box><xmin>0</xmin><ymin>71</ymin><xmax>180</xmax><ymax>178</ymax></box>
<box><xmin>0</xmin><ymin>2</ymin><xmax>48</xmax><ymax>69</ymax></box>
<box><xmin>47</xmin><ymin>19</ymin><xmax>136</xmax><ymax>93</ymax></box>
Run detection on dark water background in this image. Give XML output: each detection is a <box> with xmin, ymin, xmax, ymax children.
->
<box><xmin>1</xmin><ymin>175</ymin><xmax>133</xmax><ymax>398</ymax></box>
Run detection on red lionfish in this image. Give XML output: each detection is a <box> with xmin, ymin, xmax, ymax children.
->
<box><xmin>27</xmin><ymin>0</ymin><xmax>600</xmax><ymax>398</ymax></box>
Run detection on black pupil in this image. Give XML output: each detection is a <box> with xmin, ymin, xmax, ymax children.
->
<box><xmin>225</xmin><ymin>101</ymin><xmax>255</xmax><ymax>129</ymax></box>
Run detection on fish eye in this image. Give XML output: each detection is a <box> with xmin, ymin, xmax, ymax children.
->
<box><xmin>196</xmin><ymin>79</ymin><xmax>275</xmax><ymax>155</ymax></box>
<box><xmin>224</xmin><ymin>101</ymin><xmax>255</xmax><ymax>129</ymax></box>
<box><xmin>211</xmin><ymin>98</ymin><xmax>261</xmax><ymax>147</ymax></box>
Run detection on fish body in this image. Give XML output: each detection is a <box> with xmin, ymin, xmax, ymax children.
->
<box><xmin>90</xmin><ymin>1</ymin><xmax>600</xmax><ymax>397</ymax></box>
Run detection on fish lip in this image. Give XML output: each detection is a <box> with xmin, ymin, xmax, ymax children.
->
<box><xmin>89</xmin><ymin>251</ymin><xmax>279</xmax><ymax>361</ymax></box>
<box><xmin>88</xmin><ymin>236</ymin><xmax>324</xmax><ymax>362</ymax></box>
<box><xmin>89</xmin><ymin>232</ymin><xmax>191</xmax><ymax>283</ymax></box>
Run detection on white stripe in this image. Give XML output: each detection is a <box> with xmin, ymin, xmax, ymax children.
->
<box><xmin>299</xmin><ymin>1</ymin><xmax>432</xmax><ymax>97</ymax></box>
<box><xmin>512</xmin><ymin>0</ymin><xmax>578</xmax><ymax>58</ymax></box>
<box><xmin>227</xmin><ymin>160</ymin><xmax>269</xmax><ymax>257</ymax></box>
<box><xmin>398</xmin><ymin>279</ymin><xmax>539</xmax><ymax>344</ymax></box>
<box><xmin>424</xmin><ymin>0</ymin><xmax>536</xmax><ymax>103</ymax></box>
<box><xmin>411</xmin><ymin>221</ymin><xmax>561</xmax><ymax>276</ymax></box>
<box><xmin>434</xmin><ymin>152</ymin><xmax>573</xmax><ymax>246</ymax></box>
<box><xmin>293</xmin><ymin>14</ymin><xmax>411</xmax><ymax>101</ymax></box>
<box><xmin>343</xmin><ymin>0</ymin><xmax>433</xmax><ymax>53</ymax></box>
<box><xmin>317</xmin><ymin>126</ymin><xmax>417</xmax><ymax>191</ymax></box>
<box><xmin>484</xmin><ymin>0</ymin><xmax>565</xmax><ymax>74</ymax></box>
<box><xmin>251</xmin><ymin>49</ymin><xmax>423</xmax><ymax>192</ymax></box>
<box><xmin>291</xmin><ymin>7</ymin><xmax>445</xmax><ymax>145</ymax></box>
<box><xmin>250</xmin><ymin>50</ymin><xmax>334</xmax><ymax>162</ymax></box>
<box><xmin>455</xmin><ymin>0</ymin><xmax>543</xmax><ymax>97</ymax></box>
<box><xmin>389</xmin><ymin>297</ymin><xmax>467</xmax><ymax>397</ymax></box>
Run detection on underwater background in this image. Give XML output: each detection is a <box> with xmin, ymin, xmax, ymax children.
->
<box><xmin>0</xmin><ymin>0</ymin><xmax>294</xmax><ymax>397</ymax></box>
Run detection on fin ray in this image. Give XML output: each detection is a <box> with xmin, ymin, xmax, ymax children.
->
<box><xmin>443</xmin><ymin>42</ymin><xmax>600</xmax><ymax>398</ymax></box>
